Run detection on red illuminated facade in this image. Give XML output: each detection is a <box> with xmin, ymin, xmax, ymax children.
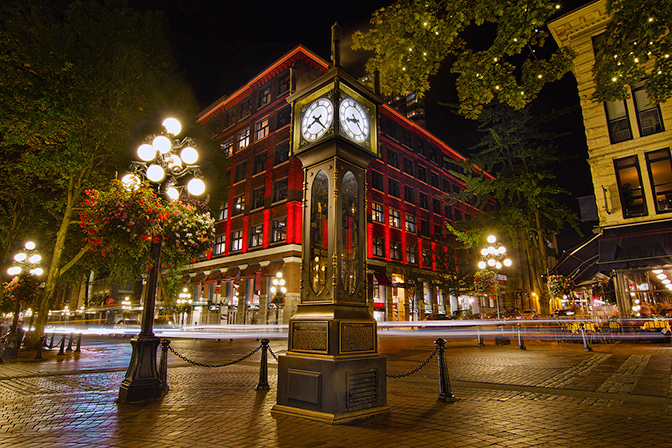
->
<box><xmin>187</xmin><ymin>47</ymin><xmax>490</xmax><ymax>324</ymax></box>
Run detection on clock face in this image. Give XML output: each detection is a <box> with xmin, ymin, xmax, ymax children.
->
<box><xmin>339</xmin><ymin>98</ymin><xmax>370</xmax><ymax>143</ymax></box>
<box><xmin>301</xmin><ymin>98</ymin><xmax>334</xmax><ymax>142</ymax></box>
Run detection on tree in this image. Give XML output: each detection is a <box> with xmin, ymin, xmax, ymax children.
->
<box><xmin>353</xmin><ymin>0</ymin><xmax>671</xmax><ymax>118</ymax></box>
<box><xmin>592</xmin><ymin>0</ymin><xmax>672</xmax><ymax>104</ymax></box>
<box><xmin>446</xmin><ymin>104</ymin><xmax>578</xmax><ymax>316</ymax></box>
<box><xmin>0</xmin><ymin>0</ymin><xmax>198</xmax><ymax>345</ymax></box>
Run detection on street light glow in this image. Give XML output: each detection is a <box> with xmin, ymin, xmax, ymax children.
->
<box><xmin>162</xmin><ymin>117</ymin><xmax>182</xmax><ymax>136</ymax></box>
<box><xmin>152</xmin><ymin>135</ymin><xmax>172</xmax><ymax>154</ymax></box>
<box><xmin>14</xmin><ymin>253</ymin><xmax>26</xmax><ymax>262</ymax></box>
<box><xmin>25</xmin><ymin>241</ymin><xmax>36</xmax><ymax>250</ymax></box>
<box><xmin>146</xmin><ymin>164</ymin><xmax>165</xmax><ymax>182</ymax></box>
<box><xmin>487</xmin><ymin>235</ymin><xmax>497</xmax><ymax>244</ymax></box>
<box><xmin>180</xmin><ymin>146</ymin><xmax>198</xmax><ymax>165</ymax></box>
<box><xmin>187</xmin><ymin>178</ymin><xmax>205</xmax><ymax>196</ymax></box>
<box><xmin>138</xmin><ymin>143</ymin><xmax>157</xmax><ymax>161</ymax></box>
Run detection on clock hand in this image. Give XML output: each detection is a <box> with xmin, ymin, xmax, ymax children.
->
<box><xmin>348</xmin><ymin>115</ymin><xmax>363</xmax><ymax>133</ymax></box>
<box><xmin>312</xmin><ymin>114</ymin><xmax>327</xmax><ymax>129</ymax></box>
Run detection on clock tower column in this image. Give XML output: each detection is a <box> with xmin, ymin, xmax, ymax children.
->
<box><xmin>272</xmin><ymin>24</ymin><xmax>388</xmax><ymax>424</ymax></box>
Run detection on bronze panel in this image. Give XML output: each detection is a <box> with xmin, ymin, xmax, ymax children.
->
<box><xmin>290</xmin><ymin>321</ymin><xmax>329</xmax><ymax>353</ymax></box>
<box><xmin>339</xmin><ymin>322</ymin><xmax>375</xmax><ymax>354</ymax></box>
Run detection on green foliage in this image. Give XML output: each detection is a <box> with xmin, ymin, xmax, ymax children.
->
<box><xmin>592</xmin><ymin>0</ymin><xmax>672</xmax><ymax>103</ymax></box>
<box><xmin>79</xmin><ymin>180</ymin><xmax>215</xmax><ymax>285</ymax></box>
<box><xmin>352</xmin><ymin>0</ymin><xmax>575</xmax><ymax>118</ymax></box>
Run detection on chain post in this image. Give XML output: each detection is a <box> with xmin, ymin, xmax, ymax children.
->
<box><xmin>477</xmin><ymin>326</ymin><xmax>485</xmax><ymax>347</ymax></box>
<box><xmin>48</xmin><ymin>333</ymin><xmax>55</xmax><ymax>349</ymax></box>
<box><xmin>34</xmin><ymin>336</ymin><xmax>45</xmax><ymax>360</ymax></box>
<box><xmin>75</xmin><ymin>334</ymin><xmax>82</xmax><ymax>353</ymax></box>
<box><xmin>66</xmin><ymin>333</ymin><xmax>74</xmax><ymax>352</ymax></box>
<box><xmin>0</xmin><ymin>336</ymin><xmax>5</xmax><ymax>363</ymax></box>
<box><xmin>517</xmin><ymin>324</ymin><xmax>526</xmax><ymax>350</ymax></box>
<box><xmin>580</xmin><ymin>322</ymin><xmax>593</xmax><ymax>352</ymax></box>
<box><xmin>159</xmin><ymin>339</ymin><xmax>170</xmax><ymax>391</ymax></box>
<box><xmin>57</xmin><ymin>335</ymin><xmax>66</xmax><ymax>355</ymax></box>
<box><xmin>255</xmin><ymin>339</ymin><xmax>271</xmax><ymax>391</ymax></box>
<box><xmin>435</xmin><ymin>338</ymin><xmax>457</xmax><ymax>403</ymax></box>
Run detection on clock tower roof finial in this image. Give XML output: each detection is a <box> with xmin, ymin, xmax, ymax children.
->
<box><xmin>331</xmin><ymin>22</ymin><xmax>341</xmax><ymax>68</ymax></box>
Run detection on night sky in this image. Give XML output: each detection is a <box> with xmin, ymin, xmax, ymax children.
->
<box><xmin>147</xmin><ymin>0</ymin><xmax>595</xmax><ymax>246</ymax></box>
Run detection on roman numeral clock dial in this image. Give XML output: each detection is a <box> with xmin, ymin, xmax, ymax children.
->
<box><xmin>300</xmin><ymin>98</ymin><xmax>334</xmax><ymax>142</ymax></box>
<box><xmin>339</xmin><ymin>98</ymin><xmax>370</xmax><ymax>143</ymax></box>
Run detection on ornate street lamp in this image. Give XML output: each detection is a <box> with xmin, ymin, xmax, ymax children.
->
<box><xmin>177</xmin><ymin>287</ymin><xmax>192</xmax><ymax>326</ymax></box>
<box><xmin>122</xmin><ymin>297</ymin><xmax>132</xmax><ymax>320</ymax></box>
<box><xmin>5</xmin><ymin>241</ymin><xmax>43</xmax><ymax>353</ymax></box>
<box><xmin>119</xmin><ymin>118</ymin><xmax>204</xmax><ymax>403</ymax></box>
<box><xmin>478</xmin><ymin>235</ymin><xmax>512</xmax><ymax>320</ymax></box>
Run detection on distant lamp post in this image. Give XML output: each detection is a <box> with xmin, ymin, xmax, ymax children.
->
<box><xmin>177</xmin><ymin>288</ymin><xmax>192</xmax><ymax>326</ymax></box>
<box><xmin>6</xmin><ymin>241</ymin><xmax>43</xmax><ymax>335</ymax></box>
<box><xmin>119</xmin><ymin>117</ymin><xmax>204</xmax><ymax>403</ymax></box>
<box><xmin>122</xmin><ymin>297</ymin><xmax>132</xmax><ymax>320</ymax></box>
<box><xmin>478</xmin><ymin>235</ymin><xmax>512</xmax><ymax>320</ymax></box>
<box><xmin>270</xmin><ymin>272</ymin><xmax>286</xmax><ymax>324</ymax></box>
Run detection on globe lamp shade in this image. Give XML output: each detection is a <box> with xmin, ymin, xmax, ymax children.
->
<box><xmin>487</xmin><ymin>258</ymin><xmax>496</xmax><ymax>267</ymax></box>
<box><xmin>478</xmin><ymin>261</ymin><xmax>487</xmax><ymax>269</ymax></box>
<box><xmin>30</xmin><ymin>268</ymin><xmax>43</xmax><ymax>276</ymax></box>
<box><xmin>504</xmin><ymin>259</ymin><xmax>512</xmax><ymax>267</ymax></box>
<box><xmin>121</xmin><ymin>173</ymin><xmax>141</xmax><ymax>190</ymax></box>
<box><xmin>7</xmin><ymin>266</ymin><xmax>21</xmax><ymax>275</ymax></box>
<box><xmin>28</xmin><ymin>254</ymin><xmax>41</xmax><ymax>264</ymax></box>
<box><xmin>187</xmin><ymin>178</ymin><xmax>205</xmax><ymax>196</ymax></box>
<box><xmin>180</xmin><ymin>146</ymin><xmax>198</xmax><ymax>165</ymax></box>
<box><xmin>487</xmin><ymin>235</ymin><xmax>497</xmax><ymax>244</ymax></box>
<box><xmin>146</xmin><ymin>164</ymin><xmax>165</xmax><ymax>182</ymax></box>
<box><xmin>137</xmin><ymin>143</ymin><xmax>157</xmax><ymax>162</ymax></box>
<box><xmin>162</xmin><ymin>117</ymin><xmax>182</xmax><ymax>136</ymax></box>
<box><xmin>152</xmin><ymin>135</ymin><xmax>172</xmax><ymax>154</ymax></box>
<box><xmin>168</xmin><ymin>154</ymin><xmax>182</xmax><ymax>169</ymax></box>
<box><xmin>25</xmin><ymin>241</ymin><xmax>36</xmax><ymax>250</ymax></box>
<box><xmin>167</xmin><ymin>186</ymin><xmax>180</xmax><ymax>201</ymax></box>
<box><xmin>14</xmin><ymin>253</ymin><xmax>27</xmax><ymax>262</ymax></box>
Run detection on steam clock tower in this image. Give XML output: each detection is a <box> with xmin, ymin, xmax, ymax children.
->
<box><xmin>272</xmin><ymin>24</ymin><xmax>388</xmax><ymax>423</ymax></box>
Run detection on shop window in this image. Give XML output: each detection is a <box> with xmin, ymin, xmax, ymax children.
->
<box><xmin>633</xmin><ymin>82</ymin><xmax>664</xmax><ymax>137</ymax></box>
<box><xmin>604</xmin><ymin>100</ymin><xmax>632</xmax><ymax>144</ymax></box>
<box><xmin>645</xmin><ymin>148</ymin><xmax>672</xmax><ymax>213</ymax></box>
<box><xmin>614</xmin><ymin>155</ymin><xmax>648</xmax><ymax>218</ymax></box>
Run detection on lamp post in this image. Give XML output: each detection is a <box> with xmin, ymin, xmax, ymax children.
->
<box><xmin>270</xmin><ymin>272</ymin><xmax>286</xmax><ymax>324</ymax></box>
<box><xmin>5</xmin><ymin>241</ymin><xmax>43</xmax><ymax>353</ymax></box>
<box><xmin>478</xmin><ymin>235</ymin><xmax>512</xmax><ymax>320</ymax></box>
<box><xmin>122</xmin><ymin>297</ymin><xmax>132</xmax><ymax>320</ymax></box>
<box><xmin>177</xmin><ymin>287</ymin><xmax>192</xmax><ymax>326</ymax></box>
<box><xmin>118</xmin><ymin>118</ymin><xmax>204</xmax><ymax>402</ymax></box>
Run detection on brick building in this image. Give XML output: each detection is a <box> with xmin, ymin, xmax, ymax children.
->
<box><xmin>185</xmin><ymin>46</ymin><xmax>495</xmax><ymax>325</ymax></box>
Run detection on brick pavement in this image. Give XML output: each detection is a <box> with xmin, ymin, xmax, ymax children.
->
<box><xmin>2</xmin><ymin>338</ymin><xmax>672</xmax><ymax>447</ymax></box>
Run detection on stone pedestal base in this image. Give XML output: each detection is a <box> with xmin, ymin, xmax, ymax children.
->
<box><xmin>272</xmin><ymin>353</ymin><xmax>389</xmax><ymax>424</ymax></box>
<box><xmin>118</xmin><ymin>335</ymin><xmax>162</xmax><ymax>402</ymax></box>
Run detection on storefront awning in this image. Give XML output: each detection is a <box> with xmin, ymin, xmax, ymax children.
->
<box><xmin>599</xmin><ymin>220</ymin><xmax>672</xmax><ymax>270</ymax></box>
<box><xmin>189</xmin><ymin>273</ymin><xmax>205</xmax><ymax>284</ymax></box>
<box><xmin>553</xmin><ymin>234</ymin><xmax>601</xmax><ymax>284</ymax></box>
<box><xmin>373</xmin><ymin>272</ymin><xmax>391</xmax><ymax>286</ymax></box>
<box><xmin>240</xmin><ymin>264</ymin><xmax>261</xmax><ymax>279</ymax></box>
<box><xmin>204</xmin><ymin>270</ymin><xmax>221</xmax><ymax>283</ymax></box>
<box><xmin>222</xmin><ymin>267</ymin><xmax>240</xmax><ymax>280</ymax></box>
<box><xmin>262</xmin><ymin>261</ymin><xmax>285</xmax><ymax>277</ymax></box>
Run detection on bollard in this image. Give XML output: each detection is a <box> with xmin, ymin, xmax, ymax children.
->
<box><xmin>35</xmin><ymin>336</ymin><xmax>46</xmax><ymax>359</ymax></box>
<box><xmin>57</xmin><ymin>335</ymin><xmax>66</xmax><ymax>355</ymax></box>
<box><xmin>159</xmin><ymin>339</ymin><xmax>170</xmax><ymax>391</ymax></box>
<box><xmin>517</xmin><ymin>324</ymin><xmax>526</xmax><ymax>350</ymax></box>
<box><xmin>66</xmin><ymin>333</ymin><xmax>74</xmax><ymax>352</ymax></box>
<box><xmin>434</xmin><ymin>338</ymin><xmax>457</xmax><ymax>403</ymax></box>
<box><xmin>75</xmin><ymin>334</ymin><xmax>82</xmax><ymax>353</ymax></box>
<box><xmin>48</xmin><ymin>333</ymin><xmax>56</xmax><ymax>349</ymax></box>
<box><xmin>580</xmin><ymin>322</ymin><xmax>593</xmax><ymax>352</ymax></box>
<box><xmin>0</xmin><ymin>337</ymin><xmax>5</xmax><ymax>363</ymax></box>
<box><xmin>477</xmin><ymin>326</ymin><xmax>485</xmax><ymax>347</ymax></box>
<box><xmin>255</xmin><ymin>339</ymin><xmax>271</xmax><ymax>391</ymax></box>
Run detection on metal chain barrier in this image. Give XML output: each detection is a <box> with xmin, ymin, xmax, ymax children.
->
<box><xmin>267</xmin><ymin>344</ymin><xmax>279</xmax><ymax>362</ymax></box>
<box><xmin>386</xmin><ymin>347</ymin><xmax>437</xmax><ymax>378</ymax></box>
<box><xmin>166</xmin><ymin>340</ymin><xmax>262</xmax><ymax>368</ymax></box>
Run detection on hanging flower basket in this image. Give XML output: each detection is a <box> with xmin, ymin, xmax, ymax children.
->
<box><xmin>547</xmin><ymin>274</ymin><xmax>574</xmax><ymax>297</ymax></box>
<box><xmin>474</xmin><ymin>270</ymin><xmax>497</xmax><ymax>295</ymax></box>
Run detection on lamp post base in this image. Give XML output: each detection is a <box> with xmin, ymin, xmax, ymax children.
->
<box><xmin>118</xmin><ymin>335</ymin><xmax>162</xmax><ymax>402</ymax></box>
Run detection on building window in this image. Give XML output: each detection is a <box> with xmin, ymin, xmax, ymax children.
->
<box><xmin>430</xmin><ymin>172</ymin><xmax>439</xmax><ymax>188</ymax></box>
<box><xmin>382</xmin><ymin>118</ymin><xmax>396</xmax><ymax>139</ymax></box>
<box><xmin>422</xmin><ymin>249</ymin><xmax>432</xmax><ymax>267</ymax></box>
<box><xmin>645</xmin><ymin>149</ymin><xmax>672</xmax><ymax>213</ymax></box>
<box><xmin>443</xmin><ymin>178</ymin><xmax>452</xmax><ymax>193</ymax></box>
<box><xmin>433</xmin><ymin>198</ymin><xmax>442</xmax><ymax>215</ymax></box>
<box><xmin>249</xmin><ymin>224</ymin><xmax>263</xmax><ymax>248</ymax></box>
<box><xmin>254</xmin><ymin>152</ymin><xmax>266</xmax><ymax>175</ymax></box>
<box><xmin>417</xmin><ymin>139</ymin><xmax>426</xmax><ymax>157</ymax></box>
<box><xmin>273</xmin><ymin>178</ymin><xmax>289</xmax><ymax>203</ymax></box>
<box><xmin>274</xmin><ymin>141</ymin><xmax>290</xmax><ymax>165</ymax></box>
<box><xmin>371</xmin><ymin>170</ymin><xmax>384</xmax><ymax>191</ymax></box>
<box><xmin>614</xmin><ymin>155</ymin><xmax>647</xmax><ymax>218</ymax></box>
<box><xmin>418</xmin><ymin>165</ymin><xmax>427</xmax><ymax>183</ymax></box>
<box><xmin>240</xmin><ymin>99</ymin><xmax>251</xmax><ymax>119</ymax></box>
<box><xmin>404</xmin><ymin>185</ymin><xmax>415</xmax><ymax>204</ymax></box>
<box><xmin>402</xmin><ymin>130</ymin><xmax>412</xmax><ymax>147</ymax></box>
<box><xmin>277</xmin><ymin>106</ymin><xmax>291</xmax><ymax>128</ymax></box>
<box><xmin>389</xmin><ymin>209</ymin><xmax>401</xmax><ymax>228</ymax></box>
<box><xmin>403</xmin><ymin>158</ymin><xmax>413</xmax><ymax>175</ymax></box>
<box><xmin>605</xmin><ymin>100</ymin><xmax>632</xmax><ymax>144</ymax></box>
<box><xmin>278</xmin><ymin>72</ymin><xmax>290</xmax><ymax>94</ymax></box>
<box><xmin>372</xmin><ymin>202</ymin><xmax>384</xmax><ymax>223</ymax></box>
<box><xmin>258</xmin><ymin>86</ymin><xmax>271</xmax><ymax>108</ymax></box>
<box><xmin>218</xmin><ymin>202</ymin><xmax>229</xmax><ymax>221</ymax></box>
<box><xmin>420</xmin><ymin>219</ymin><xmax>429</xmax><ymax>237</ymax></box>
<box><xmin>633</xmin><ymin>82</ymin><xmax>664</xmax><ymax>137</ymax></box>
<box><xmin>389</xmin><ymin>179</ymin><xmax>400</xmax><ymax>198</ymax></box>
<box><xmin>251</xmin><ymin>186</ymin><xmax>265</xmax><ymax>210</ymax></box>
<box><xmin>255</xmin><ymin>117</ymin><xmax>270</xmax><ymax>140</ymax></box>
<box><xmin>454</xmin><ymin>209</ymin><xmax>463</xmax><ymax>221</ymax></box>
<box><xmin>445</xmin><ymin>205</ymin><xmax>453</xmax><ymax>220</ymax></box>
<box><xmin>388</xmin><ymin>149</ymin><xmax>399</xmax><ymax>168</ymax></box>
<box><xmin>406</xmin><ymin>244</ymin><xmax>417</xmax><ymax>264</ymax></box>
<box><xmin>230</xmin><ymin>229</ymin><xmax>243</xmax><ymax>252</ymax></box>
<box><xmin>238</xmin><ymin>128</ymin><xmax>250</xmax><ymax>150</ymax></box>
<box><xmin>390</xmin><ymin>241</ymin><xmax>401</xmax><ymax>260</ymax></box>
<box><xmin>234</xmin><ymin>161</ymin><xmax>247</xmax><ymax>183</ymax></box>
<box><xmin>213</xmin><ymin>234</ymin><xmax>226</xmax><ymax>255</ymax></box>
<box><xmin>221</xmin><ymin>138</ymin><xmax>233</xmax><ymax>156</ymax></box>
<box><xmin>232</xmin><ymin>195</ymin><xmax>245</xmax><ymax>216</ymax></box>
<box><xmin>419</xmin><ymin>192</ymin><xmax>428</xmax><ymax>210</ymax></box>
<box><xmin>271</xmin><ymin>217</ymin><xmax>287</xmax><ymax>242</ymax></box>
<box><xmin>434</xmin><ymin>223</ymin><xmax>443</xmax><ymax>236</ymax></box>
<box><xmin>405</xmin><ymin>214</ymin><xmax>416</xmax><ymax>232</ymax></box>
<box><xmin>372</xmin><ymin>236</ymin><xmax>385</xmax><ymax>257</ymax></box>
